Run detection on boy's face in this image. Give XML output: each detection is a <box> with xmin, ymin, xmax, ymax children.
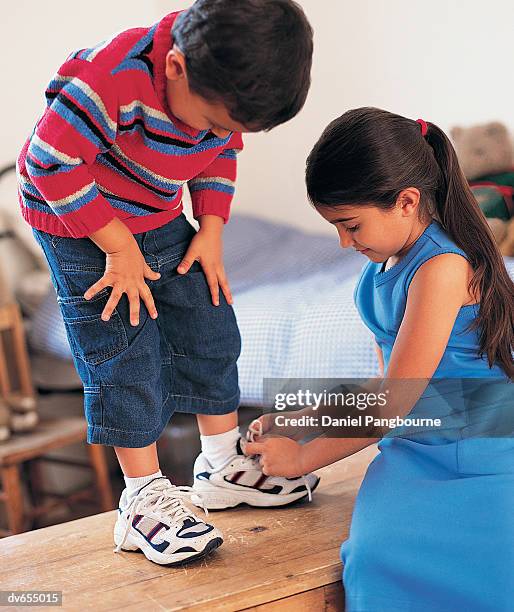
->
<box><xmin>165</xmin><ymin>46</ymin><xmax>253</xmax><ymax>137</ymax></box>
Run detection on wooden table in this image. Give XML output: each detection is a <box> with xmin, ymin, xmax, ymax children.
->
<box><xmin>0</xmin><ymin>445</ymin><xmax>378</xmax><ymax>611</ymax></box>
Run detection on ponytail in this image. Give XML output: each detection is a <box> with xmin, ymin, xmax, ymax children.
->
<box><xmin>425</xmin><ymin>124</ymin><xmax>514</xmax><ymax>378</ymax></box>
<box><xmin>305</xmin><ymin>107</ymin><xmax>514</xmax><ymax>377</ymax></box>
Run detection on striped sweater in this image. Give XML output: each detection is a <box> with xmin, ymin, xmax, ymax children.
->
<box><xmin>16</xmin><ymin>11</ymin><xmax>244</xmax><ymax>238</ymax></box>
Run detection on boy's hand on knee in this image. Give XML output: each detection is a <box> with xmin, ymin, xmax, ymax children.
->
<box><xmin>177</xmin><ymin>217</ymin><xmax>233</xmax><ymax>307</ymax></box>
<box><xmin>83</xmin><ymin>238</ymin><xmax>161</xmax><ymax>327</ymax></box>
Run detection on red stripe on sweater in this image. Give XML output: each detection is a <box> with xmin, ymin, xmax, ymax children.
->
<box><xmin>31</xmin><ymin>165</ymin><xmax>100</xmax><ymax>201</ymax></box>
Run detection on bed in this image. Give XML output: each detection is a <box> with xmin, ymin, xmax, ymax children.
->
<box><xmin>5</xmin><ymin>191</ymin><xmax>512</xmax><ymax>405</ymax></box>
<box><xmin>26</xmin><ymin>214</ymin><xmax>380</xmax><ymax>405</ymax></box>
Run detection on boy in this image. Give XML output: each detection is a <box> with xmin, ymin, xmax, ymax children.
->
<box><xmin>17</xmin><ymin>0</ymin><xmax>318</xmax><ymax>566</ymax></box>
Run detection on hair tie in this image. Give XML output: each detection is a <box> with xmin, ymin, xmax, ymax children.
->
<box><xmin>416</xmin><ymin>118</ymin><xmax>428</xmax><ymax>137</ymax></box>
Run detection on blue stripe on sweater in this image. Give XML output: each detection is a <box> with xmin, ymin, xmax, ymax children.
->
<box><xmin>23</xmin><ymin>186</ymin><xmax>164</xmax><ymax>219</ymax></box>
<box><xmin>27</xmin><ymin>143</ymin><xmax>80</xmax><ymax>170</ymax></box>
<box><xmin>218</xmin><ymin>149</ymin><xmax>238</xmax><ymax>160</ymax></box>
<box><xmin>96</xmin><ymin>156</ymin><xmax>183</xmax><ymax>202</ymax></box>
<box><xmin>19</xmin><ymin>179</ymin><xmax>45</xmax><ymax>199</ymax></box>
<box><xmin>112</xmin><ymin>58</ymin><xmax>152</xmax><ymax>76</ymax></box>
<box><xmin>49</xmin><ymin>99</ymin><xmax>111</xmax><ymax>151</ymax></box>
<box><xmin>101</xmin><ymin>196</ymin><xmax>157</xmax><ymax>217</ymax></box>
<box><xmin>121</xmin><ymin>24</ymin><xmax>156</xmax><ymax>59</ymax></box>
<box><xmin>19</xmin><ymin>191</ymin><xmax>53</xmax><ymax>214</ymax></box>
<box><xmin>79</xmin><ymin>47</ymin><xmax>100</xmax><ymax>62</ymax></box>
<box><xmin>127</xmin><ymin>26</ymin><xmax>157</xmax><ymax>57</ymax></box>
<box><xmin>25</xmin><ymin>156</ymin><xmax>77</xmax><ymax>177</ymax></box>
<box><xmin>47</xmin><ymin>82</ymin><xmax>116</xmax><ymax>141</ymax></box>
<box><xmin>77</xmin><ymin>49</ymin><xmax>92</xmax><ymax>61</ymax></box>
<box><xmin>111</xmin><ymin>26</ymin><xmax>157</xmax><ymax>75</ymax></box>
<box><xmin>118</xmin><ymin>108</ymin><xmax>207</xmax><ymax>142</ymax></box>
<box><xmin>117</xmin><ymin>122</ymin><xmax>231</xmax><ymax>156</ymax></box>
<box><xmin>188</xmin><ymin>182</ymin><xmax>234</xmax><ymax>196</ymax></box>
<box><xmin>110</xmin><ymin>155</ymin><xmax>184</xmax><ymax>194</ymax></box>
<box><xmin>49</xmin><ymin>184</ymin><xmax>99</xmax><ymax>216</ymax></box>
<box><xmin>20</xmin><ymin>182</ymin><xmax>98</xmax><ymax>216</ymax></box>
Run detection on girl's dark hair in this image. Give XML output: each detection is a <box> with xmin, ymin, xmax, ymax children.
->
<box><xmin>306</xmin><ymin>107</ymin><xmax>514</xmax><ymax>377</ymax></box>
<box><xmin>172</xmin><ymin>0</ymin><xmax>313</xmax><ymax>131</ymax></box>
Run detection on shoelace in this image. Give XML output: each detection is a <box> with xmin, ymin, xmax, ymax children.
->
<box><xmin>114</xmin><ymin>481</ymin><xmax>209</xmax><ymax>554</ymax></box>
<box><xmin>245</xmin><ymin>419</ymin><xmax>313</xmax><ymax>502</ymax></box>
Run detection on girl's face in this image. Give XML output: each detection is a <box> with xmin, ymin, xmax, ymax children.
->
<box><xmin>317</xmin><ymin>190</ymin><xmax>428</xmax><ymax>263</ymax></box>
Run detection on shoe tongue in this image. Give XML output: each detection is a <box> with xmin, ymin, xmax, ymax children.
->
<box><xmin>135</xmin><ymin>478</ymin><xmax>197</xmax><ymax>523</ymax></box>
<box><xmin>136</xmin><ymin>476</ymin><xmax>169</xmax><ymax>495</ymax></box>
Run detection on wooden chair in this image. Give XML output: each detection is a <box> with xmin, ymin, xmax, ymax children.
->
<box><xmin>0</xmin><ymin>300</ymin><xmax>114</xmax><ymax>536</ymax></box>
<box><xmin>0</xmin><ymin>302</ymin><xmax>33</xmax><ymax>404</ymax></box>
<box><xmin>0</xmin><ymin>417</ymin><xmax>114</xmax><ymax>536</ymax></box>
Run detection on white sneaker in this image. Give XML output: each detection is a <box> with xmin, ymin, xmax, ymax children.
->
<box><xmin>191</xmin><ymin>438</ymin><xmax>320</xmax><ymax>510</ymax></box>
<box><xmin>113</xmin><ymin>477</ymin><xmax>223</xmax><ymax>566</ymax></box>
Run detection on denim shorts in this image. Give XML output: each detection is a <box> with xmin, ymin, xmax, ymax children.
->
<box><xmin>32</xmin><ymin>214</ymin><xmax>241</xmax><ymax>448</ymax></box>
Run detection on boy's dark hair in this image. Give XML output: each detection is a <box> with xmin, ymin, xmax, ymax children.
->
<box><xmin>172</xmin><ymin>0</ymin><xmax>313</xmax><ymax>131</ymax></box>
<box><xmin>306</xmin><ymin>107</ymin><xmax>514</xmax><ymax>378</ymax></box>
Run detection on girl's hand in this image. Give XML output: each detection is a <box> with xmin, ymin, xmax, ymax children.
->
<box><xmin>177</xmin><ymin>215</ymin><xmax>232</xmax><ymax>307</ymax></box>
<box><xmin>246</xmin><ymin>414</ymin><xmax>274</xmax><ymax>439</ymax></box>
<box><xmin>243</xmin><ymin>436</ymin><xmax>306</xmax><ymax>477</ymax></box>
<box><xmin>83</xmin><ymin>238</ymin><xmax>161</xmax><ymax>326</ymax></box>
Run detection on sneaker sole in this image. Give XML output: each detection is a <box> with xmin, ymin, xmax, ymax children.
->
<box><xmin>114</xmin><ymin>525</ymin><xmax>223</xmax><ymax>566</ymax></box>
<box><xmin>191</xmin><ymin>476</ymin><xmax>320</xmax><ymax>510</ymax></box>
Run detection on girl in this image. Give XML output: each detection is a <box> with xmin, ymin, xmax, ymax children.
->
<box><xmin>244</xmin><ymin>108</ymin><xmax>514</xmax><ymax>611</ymax></box>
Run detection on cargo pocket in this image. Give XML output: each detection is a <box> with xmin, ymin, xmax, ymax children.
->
<box><xmin>57</xmin><ymin>287</ymin><xmax>128</xmax><ymax>366</ymax></box>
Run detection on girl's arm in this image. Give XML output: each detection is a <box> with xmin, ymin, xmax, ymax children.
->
<box><xmin>375</xmin><ymin>342</ymin><xmax>384</xmax><ymax>377</ymax></box>
<box><xmin>246</xmin><ymin>435</ymin><xmax>381</xmax><ymax>478</ymax></box>
<box><xmin>385</xmin><ymin>253</ymin><xmax>472</xmax><ymax>379</ymax></box>
<box><xmin>245</xmin><ymin>253</ymin><xmax>471</xmax><ymax>476</ymax></box>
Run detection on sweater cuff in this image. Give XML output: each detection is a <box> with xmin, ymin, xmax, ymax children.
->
<box><xmin>191</xmin><ymin>193</ymin><xmax>232</xmax><ymax>224</ymax></box>
<box><xmin>57</xmin><ymin>196</ymin><xmax>116</xmax><ymax>238</ymax></box>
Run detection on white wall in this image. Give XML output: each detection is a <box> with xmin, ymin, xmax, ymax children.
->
<box><xmin>234</xmin><ymin>0</ymin><xmax>514</xmax><ymax>234</ymax></box>
<box><xmin>3</xmin><ymin>0</ymin><xmax>182</xmax><ymax>167</ymax></box>
<box><xmin>5</xmin><ymin>1</ymin><xmax>514</xmax><ymax>235</ymax></box>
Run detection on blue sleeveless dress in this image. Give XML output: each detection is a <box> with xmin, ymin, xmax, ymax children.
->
<box><xmin>340</xmin><ymin>221</ymin><xmax>514</xmax><ymax>611</ymax></box>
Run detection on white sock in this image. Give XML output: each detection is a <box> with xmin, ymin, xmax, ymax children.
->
<box><xmin>121</xmin><ymin>469</ymin><xmax>163</xmax><ymax>508</ymax></box>
<box><xmin>200</xmin><ymin>426</ymin><xmax>240</xmax><ymax>470</ymax></box>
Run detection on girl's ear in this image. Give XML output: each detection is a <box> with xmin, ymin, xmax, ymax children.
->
<box><xmin>165</xmin><ymin>45</ymin><xmax>187</xmax><ymax>81</ymax></box>
<box><xmin>396</xmin><ymin>187</ymin><xmax>420</xmax><ymax>217</ymax></box>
